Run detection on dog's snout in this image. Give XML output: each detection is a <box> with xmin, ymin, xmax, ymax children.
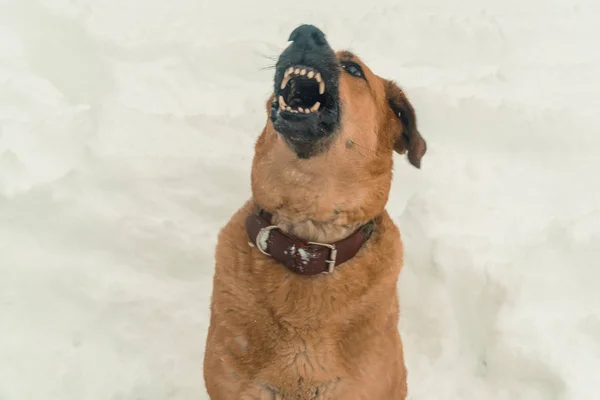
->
<box><xmin>273</xmin><ymin>24</ymin><xmax>340</xmax><ymax>156</ymax></box>
<box><xmin>288</xmin><ymin>24</ymin><xmax>328</xmax><ymax>50</ymax></box>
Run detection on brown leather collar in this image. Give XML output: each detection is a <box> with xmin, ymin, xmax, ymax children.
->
<box><xmin>245</xmin><ymin>209</ymin><xmax>375</xmax><ymax>276</ymax></box>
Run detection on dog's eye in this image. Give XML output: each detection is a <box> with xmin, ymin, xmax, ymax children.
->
<box><xmin>341</xmin><ymin>61</ymin><xmax>365</xmax><ymax>79</ymax></box>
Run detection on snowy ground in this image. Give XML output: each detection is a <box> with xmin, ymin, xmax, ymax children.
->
<box><xmin>1</xmin><ymin>0</ymin><xmax>599</xmax><ymax>399</ymax></box>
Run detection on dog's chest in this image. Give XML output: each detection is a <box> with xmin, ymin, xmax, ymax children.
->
<box><xmin>242</xmin><ymin>334</ymin><xmax>348</xmax><ymax>399</ymax></box>
<box><xmin>252</xmin><ymin>378</ymin><xmax>343</xmax><ymax>400</ymax></box>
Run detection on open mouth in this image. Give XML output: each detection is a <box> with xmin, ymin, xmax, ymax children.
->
<box><xmin>278</xmin><ymin>65</ymin><xmax>326</xmax><ymax>115</ymax></box>
<box><xmin>269</xmin><ymin>24</ymin><xmax>340</xmax><ymax>158</ymax></box>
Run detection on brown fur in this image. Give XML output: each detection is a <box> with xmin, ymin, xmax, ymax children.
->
<box><xmin>203</xmin><ymin>51</ymin><xmax>426</xmax><ymax>399</ymax></box>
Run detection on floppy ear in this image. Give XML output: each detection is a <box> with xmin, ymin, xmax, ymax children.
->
<box><xmin>384</xmin><ymin>80</ymin><xmax>427</xmax><ymax>168</ymax></box>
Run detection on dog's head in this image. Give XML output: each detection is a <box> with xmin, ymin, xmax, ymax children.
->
<box><xmin>252</xmin><ymin>24</ymin><xmax>426</xmax><ymax>239</ymax></box>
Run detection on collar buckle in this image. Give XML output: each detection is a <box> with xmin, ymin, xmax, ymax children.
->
<box><xmin>251</xmin><ymin>225</ymin><xmax>279</xmax><ymax>256</ymax></box>
<box><xmin>308</xmin><ymin>242</ymin><xmax>338</xmax><ymax>273</ymax></box>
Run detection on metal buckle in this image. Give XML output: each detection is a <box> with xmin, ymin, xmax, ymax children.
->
<box><xmin>307</xmin><ymin>242</ymin><xmax>338</xmax><ymax>273</ymax></box>
<box><xmin>248</xmin><ymin>225</ymin><xmax>279</xmax><ymax>256</ymax></box>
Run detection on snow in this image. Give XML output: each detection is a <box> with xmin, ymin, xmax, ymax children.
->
<box><xmin>1</xmin><ymin>0</ymin><xmax>599</xmax><ymax>399</ymax></box>
<box><xmin>258</xmin><ymin>229</ymin><xmax>270</xmax><ymax>252</ymax></box>
<box><xmin>298</xmin><ymin>248</ymin><xmax>311</xmax><ymax>265</ymax></box>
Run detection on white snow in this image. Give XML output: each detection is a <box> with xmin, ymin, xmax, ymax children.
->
<box><xmin>258</xmin><ymin>229</ymin><xmax>270</xmax><ymax>252</ymax></box>
<box><xmin>1</xmin><ymin>0</ymin><xmax>599</xmax><ymax>399</ymax></box>
<box><xmin>298</xmin><ymin>248</ymin><xmax>311</xmax><ymax>265</ymax></box>
<box><xmin>285</xmin><ymin>244</ymin><xmax>296</xmax><ymax>256</ymax></box>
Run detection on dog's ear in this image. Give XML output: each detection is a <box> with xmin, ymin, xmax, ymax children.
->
<box><xmin>384</xmin><ymin>80</ymin><xmax>427</xmax><ymax>168</ymax></box>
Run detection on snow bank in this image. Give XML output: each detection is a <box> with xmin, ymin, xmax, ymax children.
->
<box><xmin>1</xmin><ymin>0</ymin><xmax>598</xmax><ymax>399</ymax></box>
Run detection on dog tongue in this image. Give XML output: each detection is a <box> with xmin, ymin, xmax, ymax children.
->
<box><xmin>285</xmin><ymin>80</ymin><xmax>300</xmax><ymax>108</ymax></box>
<box><xmin>286</xmin><ymin>78</ymin><xmax>319</xmax><ymax>109</ymax></box>
<box><xmin>289</xmin><ymin>97</ymin><xmax>303</xmax><ymax>108</ymax></box>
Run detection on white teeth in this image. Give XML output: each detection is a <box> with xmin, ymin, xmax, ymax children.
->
<box><xmin>281</xmin><ymin>75</ymin><xmax>291</xmax><ymax>89</ymax></box>
<box><xmin>279</xmin><ymin>67</ymin><xmax>326</xmax><ymax>110</ymax></box>
<box><xmin>280</xmin><ymin>102</ymin><xmax>320</xmax><ymax>114</ymax></box>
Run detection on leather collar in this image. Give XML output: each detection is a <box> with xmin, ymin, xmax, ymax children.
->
<box><xmin>245</xmin><ymin>209</ymin><xmax>375</xmax><ymax>276</ymax></box>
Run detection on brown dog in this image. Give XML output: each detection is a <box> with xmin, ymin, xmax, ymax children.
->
<box><xmin>204</xmin><ymin>24</ymin><xmax>426</xmax><ymax>399</ymax></box>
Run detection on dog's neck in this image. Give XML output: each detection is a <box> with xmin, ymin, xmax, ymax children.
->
<box><xmin>250</xmin><ymin>133</ymin><xmax>391</xmax><ymax>244</ymax></box>
<box><xmin>264</xmin><ymin>208</ymin><xmax>364</xmax><ymax>244</ymax></box>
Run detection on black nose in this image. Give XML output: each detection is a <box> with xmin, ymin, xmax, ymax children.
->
<box><xmin>288</xmin><ymin>24</ymin><xmax>328</xmax><ymax>50</ymax></box>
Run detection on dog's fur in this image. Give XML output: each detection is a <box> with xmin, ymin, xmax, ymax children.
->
<box><xmin>203</xmin><ymin>48</ymin><xmax>426</xmax><ymax>399</ymax></box>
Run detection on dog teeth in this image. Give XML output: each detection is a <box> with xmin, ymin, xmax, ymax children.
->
<box><xmin>279</xmin><ymin>66</ymin><xmax>327</xmax><ymax>106</ymax></box>
<box><xmin>282</xmin><ymin>103</ymin><xmax>321</xmax><ymax>114</ymax></box>
<box><xmin>281</xmin><ymin>67</ymin><xmax>324</xmax><ymax>84</ymax></box>
<box><xmin>281</xmin><ymin>75</ymin><xmax>291</xmax><ymax>90</ymax></box>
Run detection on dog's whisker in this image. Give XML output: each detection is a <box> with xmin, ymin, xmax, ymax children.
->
<box><xmin>259</xmin><ymin>64</ymin><xmax>277</xmax><ymax>71</ymax></box>
<box><xmin>252</xmin><ymin>49</ymin><xmax>284</xmax><ymax>73</ymax></box>
<box><xmin>346</xmin><ymin>139</ymin><xmax>379</xmax><ymax>157</ymax></box>
<box><xmin>258</xmin><ymin>50</ymin><xmax>282</xmax><ymax>62</ymax></box>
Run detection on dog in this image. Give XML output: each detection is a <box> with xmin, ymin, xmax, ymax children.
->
<box><xmin>203</xmin><ymin>24</ymin><xmax>426</xmax><ymax>399</ymax></box>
